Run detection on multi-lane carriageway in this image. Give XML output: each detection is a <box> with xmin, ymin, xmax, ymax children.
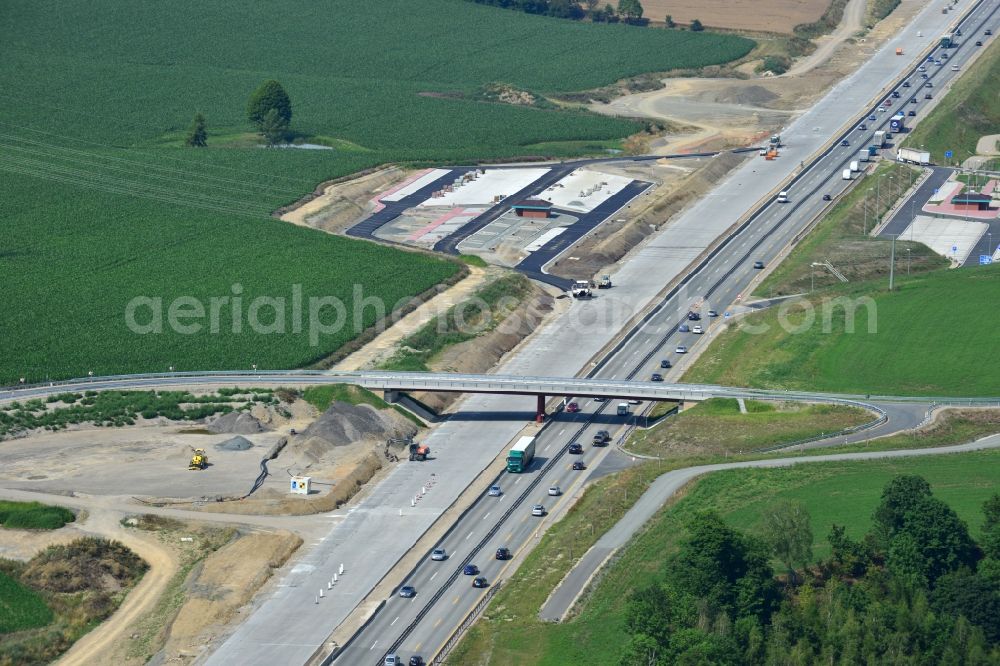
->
<box><xmin>332</xmin><ymin>2</ymin><xmax>1000</xmax><ymax>664</ymax></box>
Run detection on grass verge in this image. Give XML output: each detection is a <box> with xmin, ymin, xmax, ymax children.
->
<box><xmin>0</xmin><ymin>501</ymin><xmax>75</xmax><ymax>530</ymax></box>
<box><xmin>628</xmin><ymin>398</ymin><xmax>872</xmax><ymax>456</ymax></box>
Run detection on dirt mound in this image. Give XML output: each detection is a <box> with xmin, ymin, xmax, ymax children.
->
<box><xmin>214</xmin><ymin>436</ymin><xmax>254</xmax><ymax>452</ymax></box>
<box><xmin>713</xmin><ymin>85</ymin><xmax>779</xmax><ymax>107</ymax></box>
<box><xmin>207</xmin><ymin>411</ymin><xmax>270</xmax><ymax>435</ymax></box>
<box><xmin>290</xmin><ymin>402</ymin><xmax>417</xmax><ymax>468</ymax></box>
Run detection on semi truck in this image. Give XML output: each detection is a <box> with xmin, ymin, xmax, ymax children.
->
<box><xmin>897</xmin><ymin>148</ymin><xmax>931</xmax><ymax>165</ymax></box>
<box><xmin>890</xmin><ymin>113</ymin><xmax>906</xmax><ymax>133</ymax></box>
<box><xmin>940</xmin><ymin>33</ymin><xmax>953</xmax><ymax>48</ymax></box>
<box><xmin>506</xmin><ymin>436</ymin><xmax>536</xmax><ymax>473</ymax></box>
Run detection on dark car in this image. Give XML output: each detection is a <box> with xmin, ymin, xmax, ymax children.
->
<box><xmin>902</xmin><ymin>81</ymin><xmax>911</xmax><ymax>87</ymax></box>
<box><xmin>891</xmin><ymin>91</ymin><xmax>900</xmax><ymax>98</ymax></box>
<box><xmin>660</xmin><ymin>358</ymin><xmax>672</xmax><ymax>368</ymax></box>
<box><xmin>593</xmin><ymin>430</ymin><xmax>611</xmax><ymax>446</ymax></box>
<box><xmin>868</xmin><ymin>114</ymin><xmax>877</xmax><ymax>120</ymax></box>
<box><xmin>840</xmin><ymin>139</ymin><xmax>850</xmax><ymax>147</ymax></box>
<box><xmin>409</xmin><ymin>657</ymin><xmax>424</xmax><ymax>666</ymax></box>
<box><xmin>651</xmin><ymin>373</ymin><xmax>663</xmax><ymax>382</ymax></box>
<box><xmin>593</xmin><ymin>396</ymin><xmax>606</xmax><ymax>402</ymax></box>
<box><xmin>568</xmin><ymin>442</ymin><xmax>584</xmax><ymax>454</ymax></box>
<box><xmin>399</xmin><ymin>585</ymin><xmax>416</xmax><ymax>598</ymax></box>
<box><xmin>678</xmin><ymin>323</ymin><xmax>690</xmax><ymax>333</ymax></box>
<box><xmin>753</xmin><ymin>261</ymin><xmax>765</xmax><ymax>269</ymax></box>
<box><xmin>496</xmin><ymin>547</ymin><xmax>512</xmax><ymax>560</ymax></box>
<box><xmin>858</xmin><ymin>123</ymin><xmax>867</xmax><ymax>131</ymax></box>
<box><xmin>986</xmin><ymin>29</ymin><xmax>993</xmax><ymax>35</ymax></box>
<box><xmin>908</xmin><ymin>110</ymin><xmax>916</xmax><ymax>117</ymax></box>
<box><xmin>707</xmin><ymin>309</ymin><xmax>718</xmax><ymax>317</ymax></box>
<box><xmin>910</xmin><ymin>97</ymin><xmax>917</xmax><ymax>103</ymax></box>
<box><xmin>565</xmin><ymin>401</ymin><xmax>580</xmax><ymax>413</ymax></box>
<box><xmin>572</xmin><ymin>461</ymin><xmax>586</xmax><ymax>471</ymax></box>
<box><xmin>472</xmin><ymin>576</ymin><xmax>489</xmax><ymax>588</ymax></box>
<box><xmin>925</xmin><ymin>81</ymin><xmax>933</xmax><ymax>87</ymax></box>
<box><xmin>687</xmin><ymin>311</ymin><xmax>701</xmax><ymax>321</ymax></box>
<box><xmin>976</xmin><ymin>40</ymin><xmax>983</xmax><ymax>46</ymax></box>
<box><xmin>462</xmin><ymin>564</ymin><xmax>479</xmax><ymax>576</ymax></box>
<box><xmin>925</xmin><ymin>93</ymin><xmax>933</xmax><ymax>99</ymax></box>
<box><xmin>822</xmin><ymin>194</ymin><xmax>832</xmax><ymax>201</ymax></box>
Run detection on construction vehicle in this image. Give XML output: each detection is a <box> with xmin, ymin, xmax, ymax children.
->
<box><xmin>408</xmin><ymin>442</ymin><xmax>430</xmax><ymax>461</ymax></box>
<box><xmin>597</xmin><ymin>274</ymin><xmax>612</xmax><ymax>289</ymax></box>
<box><xmin>571</xmin><ymin>280</ymin><xmax>593</xmax><ymax>298</ymax></box>
<box><xmin>188</xmin><ymin>448</ymin><xmax>208</xmax><ymax>470</ymax></box>
<box><xmin>769</xmin><ymin>134</ymin><xmax>781</xmax><ymax>147</ymax></box>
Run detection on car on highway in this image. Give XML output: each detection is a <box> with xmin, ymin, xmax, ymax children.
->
<box><xmin>934</xmin><ymin>60</ymin><xmax>942</xmax><ymax>66</ymax></box>
<box><xmin>687</xmin><ymin>311</ymin><xmax>701</xmax><ymax>321</ymax></box>
<box><xmin>857</xmin><ymin>123</ymin><xmax>867</xmax><ymax>131</ymax></box>
<box><xmin>918</xmin><ymin>65</ymin><xmax>926</xmax><ymax>71</ymax></box>
<box><xmin>488</xmin><ymin>484</ymin><xmax>502</xmax><ymax>497</ymax></box>
<box><xmin>462</xmin><ymin>564</ymin><xmax>479</xmax><ymax>576</ymax></box>
<box><xmin>431</xmin><ymin>548</ymin><xmax>448</xmax><ymax>561</ymax></box>
<box><xmin>675</xmin><ymin>345</ymin><xmax>688</xmax><ymax>353</ymax></box>
<box><xmin>707</xmin><ymin>309</ymin><xmax>718</xmax><ymax>317</ymax></box>
<box><xmin>976</xmin><ymin>40</ymin><xmax>983</xmax><ymax>46</ymax></box>
<box><xmin>692</xmin><ymin>325</ymin><xmax>703</xmax><ymax>334</ymax></box>
<box><xmin>902</xmin><ymin>81</ymin><xmax>911</xmax><ymax>87</ymax></box>
<box><xmin>572</xmin><ymin>461</ymin><xmax>586</xmax><ymax>471</ymax></box>
<box><xmin>951</xmin><ymin>65</ymin><xmax>959</xmax><ymax>71</ymax></box>
<box><xmin>882</xmin><ymin>99</ymin><xmax>891</xmax><ymax>106</ymax></box>
<box><xmin>925</xmin><ymin>93</ymin><xmax>933</xmax><ymax>99</ymax></box>
<box><xmin>840</xmin><ymin>139</ymin><xmax>850</xmax><ymax>146</ymax></box>
<box><xmin>987</xmin><ymin>29</ymin><xmax>994</xmax><ymax>35</ymax></box>
<box><xmin>531</xmin><ymin>504</ymin><xmax>546</xmax><ymax>516</ymax></box>
<box><xmin>593</xmin><ymin>430</ymin><xmax>611</xmax><ymax>445</ymax></box>
<box><xmin>593</xmin><ymin>396</ymin><xmax>606</xmax><ymax>402</ymax></box>
<box><xmin>385</xmin><ymin>654</ymin><xmax>401</xmax><ymax>666</ymax></box>
<box><xmin>496</xmin><ymin>547</ymin><xmax>512</xmax><ymax>560</ymax></box>
<box><xmin>891</xmin><ymin>91</ymin><xmax>900</xmax><ymax>98</ymax></box>
<box><xmin>651</xmin><ymin>372</ymin><xmax>664</xmax><ymax>382</ymax></box>
<box><xmin>678</xmin><ymin>323</ymin><xmax>690</xmax><ymax>332</ymax></box>
<box><xmin>910</xmin><ymin>97</ymin><xmax>917</xmax><ymax>103</ymax></box>
<box><xmin>925</xmin><ymin>81</ymin><xmax>933</xmax><ymax>87</ymax></box>
<box><xmin>628</xmin><ymin>398</ymin><xmax>642</xmax><ymax>405</ymax></box>
<box><xmin>920</xmin><ymin>73</ymin><xmax>929</xmax><ymax>78</ymax></box>
<box><xmin>908</xmin><ymin>110</ymin><xmax>916</xmax><ymax>117</ymax></box>
<box><xmin>548</xmin><ymin>485</ymin><xmax>561</xmax><ymax>496</ymax></box>
<box><xmin>660</xmin><ymin>358</ymin><xmax>672</xmax><ymax>368</ymax></box>
<box><xmin>941</xmin><ymin>52</ymin><xmax>949</xmax><ymax>59</ymax></box>
<box><xmin>753</xmin><ymin>260</ymin><xmax>765</xmax><ymax>269</ymax></box>
<box><xmin>409</xmin><ymin>657</ymin><xmax>424</xmax><ymax>666</ymax></box>
<box><xmin>399</xmin><ymin>585</ymin><xmax>416</xmax><ymax>598</ymax></box>
<box><xmin>566</xmin><ymin>401</ymin><xmax>580</xmax><ymax>413</ymax></box>
<box><xmin>568</xmin><ymin>442</ymin><xmax>583</xmax><ymax>454</ymax></box>
<box><xmin>877</xmin><ymin>107</ymin><xmax>886</xmax><ymax>113</ymax></box>
<box><xmin>822</xmin><ymin>194</ymin><xmax>832</xmax><ymax>201</ymax></box>
<box><xmin>472</xmin><ymin>576</ymin><xmax>489</xmax><ymax>588</ymax></box>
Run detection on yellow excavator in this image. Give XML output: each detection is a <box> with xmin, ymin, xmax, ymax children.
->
<box><xmin>188</xmin><ymin>448</ymin><xmax>208</xmax><ymax>470</ymax></box>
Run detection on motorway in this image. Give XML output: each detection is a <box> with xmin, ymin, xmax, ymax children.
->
<box><xmin>330</xmin><ymin>2</ymin><xmax>1000</xmax><ymax>664</ymax></box>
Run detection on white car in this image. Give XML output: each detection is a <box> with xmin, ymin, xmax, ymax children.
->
<box><xmin>488</xmin><ymin>485</ymin><xmax>502</xmax><ymax>497</ymax></box>
<box><xmin>548</xmin><ymin>486</ymin><xmax>561</xmax><ymax>496</ymax></box>
<box><xmin>675</xmin><ymin>345</ymin><xmax>688</xmax><ymax>353</ymax></box>
<box><xmin>951</xmin><ymin>65</ymin><xmax>959</xmax><ymax>71</ymax></box>
<box><xmin>431</xmin><ymin>548</ymin><xmax>448</xmax><ymax>561</ymax></box>
<box><xmin>531</xmin><ymin>504</ymin><xmax>546</xmax><ymax>516</ymax></box>
<box><xmin>692</xmin><ymin>325</ymin><xmax>703</xmax><ymax>334</ymax></box>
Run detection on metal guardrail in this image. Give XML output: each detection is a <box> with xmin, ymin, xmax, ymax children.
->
<box><xmin>433</xmin><ymin>580</ymin><xmax>503</xmax><ymax>664</ymax></box>
<box><xmin>750</xmin><ymin>401</ymin><xmax>890</xmax><ymax>453</ymax></box>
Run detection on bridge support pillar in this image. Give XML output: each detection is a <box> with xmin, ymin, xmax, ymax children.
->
<box><xmin>536</xmin><ymin>394</ymin><xmax>546</xmax><ymax>423</ymax></box>
<box><xmin>384</xmin><ymin>389</ymin><xmax>400</xmax><ymax>404</ymax></box>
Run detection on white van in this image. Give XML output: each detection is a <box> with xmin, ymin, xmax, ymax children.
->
<box><xmin>617</xmin><ymin>403</ymin><xmax>629</xmax><ymax>416</ymax></box>
<box><xmin>777</xmin><ymin>191</ymin><xmax>789</xmax><ymax>203</ymax></box>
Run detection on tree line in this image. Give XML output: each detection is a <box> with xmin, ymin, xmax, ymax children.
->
<box><xmin>464</xmin><ymin>0</ymin><xmax>705</xmax><ymax>28</ymax></box>
<box><xmin>620</xmin><ymin>475</ymin><xmax>1000</xmax><ymax>664</ymax></box>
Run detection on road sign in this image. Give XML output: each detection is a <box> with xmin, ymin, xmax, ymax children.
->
<box><xmin>981</xmin><ymin>255</ymin><xmax>993</xmax><ymax>265</ymax></box>
<box><xmin>952</xmin><ymin>245</ymin><xmax>958</xmax><ymax>253</ymax></box>
<box><xmin>945</xmin><ymin>150</ymin><xmax>954</xmax><ymax>159</ymax></box>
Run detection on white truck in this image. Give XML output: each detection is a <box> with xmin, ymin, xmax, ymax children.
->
<box><xmin>874</xmin><ymin>130</ymin><xmax>886</xmax><ymax>147</ymax></box>
<box><xmin>897</xmin><ymin>147</ymin><xmax>931</xmax><ymax>165</ymax></box>
<box><xmin>858</xmin><ymin>148</ymin><xmax>870</xmax><ymax>163</ymax></box>
<box><xmin>850</xmin><ymin>160</ymin><xmax>861</xmax><ymax>172</ymax></box>
<box><xmin>842</xmin><ymin>169</ymin><xmax>853</xmax><ymax>180</ymax></box>
<box><xmin>571</xmin><ymin>280</ymin><xmax>593</xmax><ymax>299</ymax></box>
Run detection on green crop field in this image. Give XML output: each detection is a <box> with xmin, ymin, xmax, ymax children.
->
<box><xmin>454</xmin><ymin>448</ymin><xmax>1000</xmax><ymax>665</ymax></box>
<box><xmin>0</xmin><ymin>572</ymin><xmax>53</xmax><ymax>634</ymax></box>
<box><xmin>0</xmin><ymin>0</ymin><xmax>753</xmax><ymax>383</ymax></box>
<box><xmin>685</xmin><ymin>262</ymin><xmax>1000</xmax><ymax>396</ymax></box>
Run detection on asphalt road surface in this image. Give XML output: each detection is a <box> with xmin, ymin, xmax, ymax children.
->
<box><xmin>334</xmin><ymin>4</ymin><xmax>1000</xmax><ymax>664</ymax></box>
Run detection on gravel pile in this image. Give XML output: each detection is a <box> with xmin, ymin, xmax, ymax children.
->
<box><xmin>215</xmin><ymin>435</ymin><xmax>254</xmax><ymax>451</ymax></box>
<box><xmin>207</xmin><ymin>411</ymin><xmax>269</xmax><ymax>434</ymax></box>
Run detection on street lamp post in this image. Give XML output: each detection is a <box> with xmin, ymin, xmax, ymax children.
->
<box><xmin>865</xmin><ymin>188</ymin><xmax>874</xmax><ymax>235</ymax></box>
<box><xmin>906</xmin><ymin>247</ymin><xmax>911</xmax><ymax>276</ymax></box>
<box><xmin>889</xmin><ymin>234</ymin><xmax>897</xmax><ymax>291</ymax></box>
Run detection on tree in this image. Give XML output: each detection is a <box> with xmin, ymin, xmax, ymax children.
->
<box><xmin>259</xmin><ymin>108</ymin><xmax>289</xmax><ymax>146</ymax></box>
<box><xmin>982</xmin><ymin>493</ymin><xmax>1000</xmax><ymax>558</ymax></box>
<box><xmin>247</xmin><ymin>79</ymin><xmax>292</xmax><ymax>134</ymax></box>
<box><xmin>184</xmin><ymin>112</ymin><xmax>207</xmax><ymax>147</ymax></box>
<box><xmin>760</xmin><ymin>501</ymin><xmax>813</xmax><ymax>583</ymax></box>
<box><xmin>873</xmin><ymin>474</ymin><xmax>932</xmax><ymax>545</ymax></box>
<box><xmin>690</xmin><ymin>18</ymin><xmax>704</xmax><ymax>31</ymax></box>
<box><xmin>665</xmin><ymin>14</ymin><xmax>675</xmax><ymax>28</ymax></box>
<box><xmin>604</xmin><ymin>3</ymin><xmax>619</xmax><ymax>21</ymax></box>
<box><xmin>585</xmin><ymin>0</ymin><xmax>600</xmax><ymax>10</ymax></box>
<box><xmin>932</xmin><ymin>568</ymin><xmax>1000</xmax><ymax>642</ymax></box>
<box><xmin>617</xmin><ymin>0</ymin><xmax>643</xmax><ymax>21</ymax></box>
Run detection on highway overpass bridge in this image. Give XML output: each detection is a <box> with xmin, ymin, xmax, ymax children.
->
<box><xmin>3</xmin><ymin>370</ymin><xmax>995</xmax><ymax>422</ymax></box>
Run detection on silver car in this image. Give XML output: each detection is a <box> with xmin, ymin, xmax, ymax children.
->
<box><xmin>431</xmin><ymin>548</ymin><xmax>447</xmax><ymax>561</ymax></box>
<box><xmin>548</xmin><ymin>486</ymin><xmax>561</xmax><ymax>496</ymax></box>
<box><xmin>531</xmin><ymin>504</ymin><xmax>546</xmax><ymax>516</ymax></box>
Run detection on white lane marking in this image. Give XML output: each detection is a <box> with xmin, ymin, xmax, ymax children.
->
<box><xmin>370</xmin><ymin>641</ymin><xmax>378</xmax><ymax>651</ymax></box>
<box><xmin>498</xmin><ymin>494</ymin><xmax>506</xmax><ymax>502</ymax></box>
<box><xmin>390</xmin><ymin>616</ymin><xmax>399</xmax><ymax>626</ymax></box>
<box><xmin>430</xmin><ymin>570</ymin><xmax>439</xmax><ymax>581</ymax></box>
<box><xmin>483</xmin><ymin>512</ymin><xmax>491</xmax><ymax>520</ymax></box>
<box><xmin>514</xmin><ymin>477</ymin><xmax>521</xmax><ymax>484</ymax></box>
<box><xmin>559</xmin><ymin>428</ymin><xmax>565</xmax><ymax>435</ymax></box>
<box><xmin>466</xmin><ymin>531</ymin><xmax>474</xmax><ymax>541</ymax></box>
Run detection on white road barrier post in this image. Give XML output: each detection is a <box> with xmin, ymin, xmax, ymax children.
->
<box><xmin>333</xmin><ymin>573</ymin><xmax>338</xmax><ymax>583</ymax></box>
<box><xmin>338</xmin><ymin>563</ymin><xmax>345</xmax><ymax>575</ymax></box>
